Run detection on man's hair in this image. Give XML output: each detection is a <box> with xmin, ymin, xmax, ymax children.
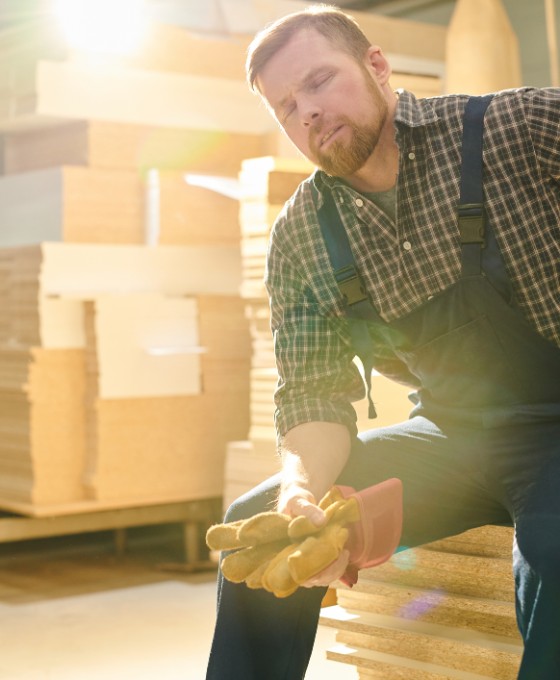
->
<box><xmin>246</xmin><ymin>4</ymin><xmax>372</xmax><ymax>93</ymax></box>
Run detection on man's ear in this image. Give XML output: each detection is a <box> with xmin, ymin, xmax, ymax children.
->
<box><xmin>364</xmin><ymin>45</ymin><xmax>392</xmax><ymax>85</ymax></box>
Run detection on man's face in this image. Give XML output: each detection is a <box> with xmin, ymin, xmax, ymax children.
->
<box><xmin>256</xmin><ymin>28</ymin><xmax>389</xmax><ymax>178</ymax></box>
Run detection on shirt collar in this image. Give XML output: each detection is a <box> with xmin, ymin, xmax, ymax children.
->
<box><xmin>394</xmin><ymin>88</ymin><xmax>440</xmax><ymax>128</ymax></box>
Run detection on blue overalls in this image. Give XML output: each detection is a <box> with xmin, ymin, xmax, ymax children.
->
<box><xmin>206</xmin><ymin>97</ymin><xmax>560</xmax><ymax>679</ymax></box>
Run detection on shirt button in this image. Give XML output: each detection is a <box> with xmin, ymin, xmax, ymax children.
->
<box><xmin>408</xmin><ymin>152</ymin><xmax>416</xmax><ymax>160</ymax></box>
<box><xmin>338</xmin><ymin>195</ymin><xmax>344</xmax><ymax>204</ymax></box>
<box><xmin>403</xmin><ymin>240</ymin><xmax>412</xmax><ymax>251</ymax></box>
<box><xmin>355</xmin><ymin>198</ymin><xmax>364</xmax><ymax>208</ymax></box>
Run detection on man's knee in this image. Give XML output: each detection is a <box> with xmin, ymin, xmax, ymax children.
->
<box><xmin>223</xmin><ymin>475</ymin><xmax>281</xmax><ymax>524</ymax></box>
<box><xmin>516</xmin><ymin>515</ymin><xmax>560</xmax><ymax>576</ymax></box>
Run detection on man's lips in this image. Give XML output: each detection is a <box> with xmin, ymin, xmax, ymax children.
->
<box><xmin>318</xmin><ymin>124</ymin><xmax>343</xmax><ymax>148</ymax></box>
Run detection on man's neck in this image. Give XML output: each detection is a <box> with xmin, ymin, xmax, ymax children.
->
<box><xmin>345</xmin><ymin>146</ymin><xmax>399</xmax><ymax>193</ymax></box>
<box><xmin>343</xmin><ymin>90</ymin><xmax>399</xmax><ymax>193</ymax></box>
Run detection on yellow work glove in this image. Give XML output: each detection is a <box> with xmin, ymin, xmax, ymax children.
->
<box><xmin>206</xmin><ymin>488</ymin><xmax>359</xmax><ymax>598</ymax></box>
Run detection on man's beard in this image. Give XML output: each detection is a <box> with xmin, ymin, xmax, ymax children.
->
<box><xmin>311</xmin><ymin>75</ymin><xmax>388</xmax><ymax>178</ymax></box>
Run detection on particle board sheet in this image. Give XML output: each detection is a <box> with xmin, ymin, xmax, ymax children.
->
<box><xmin>84</xmin><ymin>388</ymin><xmax>250</xmax><ymax>504</ymax></box>
<box><xmin>38</xmin><ymin>243</ymin><xmax>242</xmax><ymax>300</ymax></box>
<box><xmin>197</xmin><ymin>295</ymin><xmax>251</xmax><ymax>395</ymax></box>
<box><xmin>249</xmin><ymin>367</ymin><xmax>278</xmax><ymax>443</ymax></box>
<box><xmin>88</xmin><ymin>293</ymin><xmax>202</xmax><ymax>399</ymax></box>
<box><xmin>0</xmin><ymin>347</ymin><xmax>87</xmax><ymax>506</ymax></box>
<box><xmin>238</xmin><ymin>157</ymin><xmax>313</xmax><ymax>301</ymax></box>
<box><xmin>0</xmin><ymin>20</ymin><xmax>250</xmax><ymax>93</ymax></box>
<box><xmin>120</xmin><ymin>22</ymin><xmax>251</xmax><ymax>80</ymax></box>
<box><xmin>238</xmin><ymin>156</ymin><xmax>312</xmax><ymax>296</ymax></box>
<box><xmin>0</xmin><ymin>166</ymin><xmax>144</xmax><ymax>246</ymax></box>
<box><xmin>321</xmin><ymin>526</ymin><xmax>521</xmax><ymax>680</ymax></box>
<box><xmin>156</xmin><ymin>172</ymin><xmax>241</xmax><ymax>246</ymax></box>
<box><xmin>0</xmin><ymin>58</ymin><xmax>273</xmax><ymax>134</ymax></box>
<box><xmin>239</xmin><ymin>156</ymin><xmax>313</xmax><ymax>203</ymax></box>
<box><xmin>246</xmin><ymin>301</ymin><xmax>275</xmax><ymax>369</ymax></box>
<box><xmin>0</xmin><ymin>243</ymin><xmax>242</xmax><ymax>349</ymax></box>
<box><xmin>2</xmin><ymin>121</ymin><xmax>267</xmax><ymax>176</ymax></box>
<box><xmin>83</xmin><ymin>292</ymin><xmax>250</xmax><ymax>504</ymax></box>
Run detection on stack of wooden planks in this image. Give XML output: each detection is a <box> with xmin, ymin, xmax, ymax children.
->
<box><xmin>321</xmin><ymin>525</ymin><xmax>522</xmax><ymax>679</ymax></box>
<box><xmin>0</xmin><ymin>19</ymin><xmax>261</xmax><ymax>513</ymax></box>
<box><xmin>0</xmin><ymin>243</ymin><xmax>249</xmax><ymax>510</ymax></box>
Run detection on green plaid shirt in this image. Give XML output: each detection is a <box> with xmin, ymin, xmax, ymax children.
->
<box><xmin>266</xmin><ymin>88</ymin><xmax>560</xmax><ymax>437</ymax></box>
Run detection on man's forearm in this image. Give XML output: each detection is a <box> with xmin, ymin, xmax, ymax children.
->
<box><xmin>277</xmin><ymin>421</ymin><xmax>351</xmax><ymax>519</ymax></box>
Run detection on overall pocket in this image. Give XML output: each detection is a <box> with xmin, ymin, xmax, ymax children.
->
<box><xmin>396</xmin><ymin>314</ymin><xmax>522</xmax><ymax>408</ymax></box>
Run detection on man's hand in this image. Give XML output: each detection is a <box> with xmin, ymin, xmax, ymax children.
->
<box><xmin>277</xmin><ymin>484</ymin><xmax>327</xmax><ymax>528</ymax></box>
<box><xmin>277</xmin><ymin>421</ymin><xmax>352</xmax><ymax>523</ymax></box>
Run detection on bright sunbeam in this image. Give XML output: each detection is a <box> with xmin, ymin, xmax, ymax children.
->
<box><xmin>54</xmin><ymin>0</ymin><xmax>149</xmax><ymax>54</ymax></box>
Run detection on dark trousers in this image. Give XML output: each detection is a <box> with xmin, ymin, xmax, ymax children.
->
<box><xmin>206</xmin><ymin>415</ymin><xmax>560</xmax><ymax>679</ymax></box>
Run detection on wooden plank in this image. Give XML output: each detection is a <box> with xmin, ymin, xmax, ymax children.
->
<box><xmin>91</xmin><ymin>294</ymin><xmax>201</xmax><ymax>399</ymax></box>
<box><xmin>321</xmin><ymin>609</ymin><xmax>520</xmax><ymax>678</ymax></box>
<box><xmin>0</xmin><ymin>498</ymin><xmax>219</xmax><ymax>535</ymax></box>
<box><xmin>0</xmin><ymin>166</ymin><xmax>143</xmax><ymax>245</ymax></box>
<box><xmin>336</xmin><ymin>585</ymin><xmax>519</xmax><ymax>640</ymax></box>
<box><xmin>4</xmin><ymin>60</ymin><xmax>274</xmax><ymax>133</ymax></box>
<box><xmin>328</xmin><ymin>642</ymin><xmax>509</xmax><ymax>679</ymax></box>
<box><xmin>2</xmin><ymin>121</ymin><xmax>266</xmax><ymax>176</ymax></box>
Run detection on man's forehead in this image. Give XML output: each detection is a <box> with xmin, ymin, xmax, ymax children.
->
<box><xmin>257</xmin><ymin>31</ymin><xmax>341</xmax><ymax>102</ymax></box>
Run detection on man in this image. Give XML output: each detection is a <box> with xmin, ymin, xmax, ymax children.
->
<box><xmin>206</xmin><ymin>5</ymin><xmax>560</xmax><ymax>679</ymax></box>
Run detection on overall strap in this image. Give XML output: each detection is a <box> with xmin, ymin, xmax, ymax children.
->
<box><xmin>458</xmin><ymin>94</ymin><xmax>494</xmax><ymax>276</ymax></box>
<box><xmin>313</xmin><ymin>185</ymin><xmax>380</xmax><ymax>418</ymax></box>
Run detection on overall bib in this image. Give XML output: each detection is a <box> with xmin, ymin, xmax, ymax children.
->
<box><xmin>206</xmin><ymin>98</ymin><xmax>560</xmax><ymax>679</ymax></box>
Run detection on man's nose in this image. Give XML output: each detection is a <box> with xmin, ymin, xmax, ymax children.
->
<box><xmin>300</xmin><ymin>98</ymin><xmax>322</xmax><ymax>127</ymax></box>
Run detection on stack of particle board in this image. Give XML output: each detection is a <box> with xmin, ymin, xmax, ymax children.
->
<box><xmin>321</xmin><ymin>525</ymin><xmax>522</xmax><ymax>679</ymax></box>
<box><xmin>2</xmin><ymin>120</ymin><xmax>267</xmax><ymax>178</ymax></box>
<box><xmin>0</xmin><ymin>346</ymin><xmax>87</xmax><ymax>505</ymax></box>
<box><xmin>0</xmin><ymin>17</ymin><xmax>264</xmax><ymax>510</ymax></box>
<box><xmin>82</xmin><ymin>293</ymin><xmax>250</xmax><ymax>504</ymax></box>
<box><xmin>0</xmin><ymin>20</ymin><xmax>273</xmax><ymax>136</ymax></box>
<box><xmin>0</xmin><ymin>241</ymin><xmax>248</xmax><ymax>510</ymax></box>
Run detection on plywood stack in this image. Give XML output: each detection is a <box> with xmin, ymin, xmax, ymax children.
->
<box><xmin>0</xmin><ymin>17</ymin><xmax>264</xmax><ymax>512</ymax></box>
<box><xmin>0</xmin><ymin>347</ymin><xmax>87</xmax><ymax>505</ymax></box>
<box><xmin>82</xmin><ymin>293</ymin><xmax>250</xmax><ymax>504</ymax></box>
<box><xmin>0</xmin><ymin>242</ymin><xmax>249</xmax><ymax>511</ymax></box>
<box><xmin>321</xmin><ymin>525</ymin><xmax>522</xmax><ymax>679</ymax></box>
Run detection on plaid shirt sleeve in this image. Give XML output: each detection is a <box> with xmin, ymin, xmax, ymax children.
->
<box><xmin>522</xmin><ymin>87</ymin><xmax>560</xmax><ymax>179</ymax></box>
<box><xmin>265</xmin><ymin>193</ymin><xmax>365</xmax><ymax>438</ymax></box>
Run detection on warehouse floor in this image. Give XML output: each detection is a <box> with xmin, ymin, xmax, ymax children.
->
<box><xmin>0</xmin><ymin>527</ymin><xmax>356</xmax><ymax>680</ymax></box>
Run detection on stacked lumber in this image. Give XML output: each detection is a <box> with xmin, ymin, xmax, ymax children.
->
<box><xmin>321</xmin><ymin>525</ymin><xmax>522</xmax><ymax>679</ymax></box>
<box><xmin>82</xmin><ymin>294</ymin><xmax>250</xmax><ymax>504</ymax></box>
<box><xmin>2</xmin><ymin>120</ymin><xmax>267</xmax><ymax>178</ymax></box>
<box><xmin>0</xmin><ymin>15</ymin><xmax>260</xmax><ymax>512</ymax></box>
<box><xmin>0</xmin><ymin>242</ymin><xmax>248</xmax><ymax>510</ymax></box>
<box><xmin>0</xmin><ymin>347</ymin><xmax>87</xmax><ymax>505</ymax></box>
<box><xmin>0</xmin><ymin>20</ymin><xmax>272</xmax><ymax>135</ymax></box>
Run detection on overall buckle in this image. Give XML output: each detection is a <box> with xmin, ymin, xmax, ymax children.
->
<box><xmin>457</xmin><ymin>203</ymin><xmax>486</xmax><ymax>245</ymax></box>
<box><xmin>335</xmin><ymin>265</ymin><xmax>368</xmax><ymax>306</ymax></box>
